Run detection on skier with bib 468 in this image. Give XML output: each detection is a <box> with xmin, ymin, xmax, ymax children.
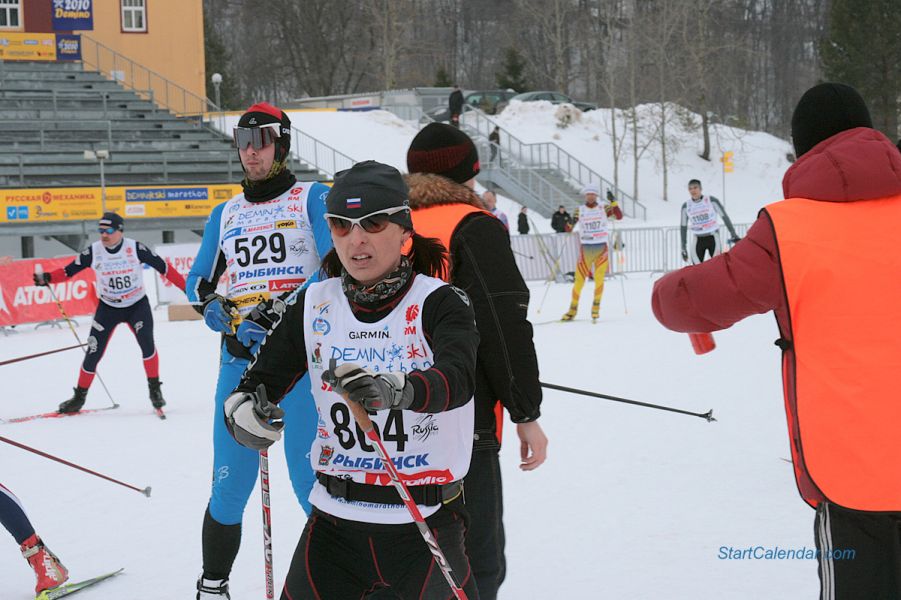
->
<box><xmin>32</xmin><ymin>212</ymin><xmax>186</xmax><ymax>414</ymax></box>
<box><xmin>224</xmin><ymin>161</ymin><xmax>481</xmax><ymax>600</ymax></box>
<box><xmin>186</xmin><ymin>103</ymin><xmax>332</xmax><ymax>598</ymax></box>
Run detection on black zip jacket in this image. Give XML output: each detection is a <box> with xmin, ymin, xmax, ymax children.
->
<box><xmin>405</xmin><ymin>174</ymin><xmax>542</xmax><ymax>449</ymax></box>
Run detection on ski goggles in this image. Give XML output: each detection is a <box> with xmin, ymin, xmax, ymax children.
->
<box><xmin>97</xmin><ymin>227</ymin><xmax>117</xmax><ymax>234</ymax></box>
<box><xmin>233</xmin><ymin>125</ymin><xmax>280</xmax><ymax>150</ymax></box>
<box><xmin>324</xmin><ymin>206</ymin><xmax>411</xmax><ymax>236</ymax></box>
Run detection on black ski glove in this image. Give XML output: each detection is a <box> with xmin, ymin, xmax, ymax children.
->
<box><xmin>322</xmin><ymin>358</ymin><xmax>413</xmax><ymax>412</ymax></box>
<box><xmin>224</xmin><ymin>384</ymin><xmax>284</xmax><ymax>450</ymax></box>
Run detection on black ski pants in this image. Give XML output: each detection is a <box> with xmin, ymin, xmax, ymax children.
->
<box><xmin>814</xmin><ymin>501</ymin><xmax>901</xmax><ymax>600</ymax></box>
<box><xmin>691</xmin><ymin>232</ymin><xmax>721</xmax><ymax>264</ymax></box>
<box><xmin>82</xmin><ymin>296</ymin><xmax>155</xmax><ymax>373</ymax></box>
<box><xmin>463</xmin><ymin>449</ymin><xmax>506</xmax><ymax>600</ymax></box>
<box><xmin>281</xmin><ymin>501</ymin><xmax>479</xmax><ymax>600</ymax></box>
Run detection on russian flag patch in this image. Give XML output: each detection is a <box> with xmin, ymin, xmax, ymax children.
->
<box><xmin>346</xmin><ymin>197</ymin><xmax>362</xmax><ymax>209</ymax></box>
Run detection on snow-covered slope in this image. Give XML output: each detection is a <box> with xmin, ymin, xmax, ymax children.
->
<box><xmin>488</xmin><ymin>100</ymin><xmax>794</xmax><ymax>226</ymax></box>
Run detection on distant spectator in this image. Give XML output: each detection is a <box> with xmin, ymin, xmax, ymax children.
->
<box><xmin>449</xmin><ymin>84</ymin><xmax>464</xmax><ymax>128</ymax></box>
<box><xmin>551</xmin><ymin>205</ymin><xmax>573</xmax><ymax>233</ymax></box>
<box><xmin>489</xmin><ymin>126</ymin><xmax>501</xmax><ymax>164</ymax></box>
<box><xmin>482</xmin><ymin>190</ymin><xmax>509</xmax><ymax>230</ymax></box>
<box><xmin>517</xmin><ymin>207</ymin><xmax>530</xmax><ymax>235</ymax></box>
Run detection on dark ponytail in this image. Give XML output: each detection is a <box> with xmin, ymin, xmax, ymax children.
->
<box><xmin>407</xmin><ymin>233</ymin><xmax>448</xmax><ymax>280</ymax></box>
<box><xmin>318</xmin><ymin>233</ymin><xmax>448</xmax><ymax>280</ymax></box>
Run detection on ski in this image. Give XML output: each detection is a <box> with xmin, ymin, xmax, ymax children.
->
<box><xmin>36</xmin><ymin>568</ymin><xmax>123</xmax><ymax>599</ymax></box>
<box><xmin>1</xmin><ymin>405</ymin><xmax>120</xmax><ymax>425</ymax></box>
<box><xmin>532</xmin><ymin>318</ymin><xmax>598</xmax><ymax>326</ymax></box>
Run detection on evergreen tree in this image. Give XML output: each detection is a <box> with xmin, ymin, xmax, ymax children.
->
<box><xmin>820</xmin><ymin>0</ymin><xmax>901</xmax><ymax>139</ymax></box>
<box><xmin>203</xmin><ymin>4</ymin><xmax>240</xmax><ymax>110</ymax></box>
<box><xmin>496</xmin><ymin>47</ymin><xmax>528</xmax><ymax>92</ymax></box>
<box><xmin>434</xmin><ymin>65</ymin><xmax>453</xmax><ymax>87</ymax></box>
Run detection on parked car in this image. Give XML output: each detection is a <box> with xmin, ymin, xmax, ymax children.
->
<box><xmin>426</xmin><ymin>89</ymin><xmax>518</xmax><ymax>122</ymax></box>
<box><xmin>495</xmin><ymin>91</ymin><xmax>598</xmax><ymax>114</ymax></box>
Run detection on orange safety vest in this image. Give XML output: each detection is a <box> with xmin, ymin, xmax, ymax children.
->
<box><xmin>768</xmin><ymin>195</ymin><xmax>901</xmax><ymax>511</ymax></box>
<box><xmin>410</xmin><ymin>203</ymin><xmax>505</xmax><ymax>443</ymax></box>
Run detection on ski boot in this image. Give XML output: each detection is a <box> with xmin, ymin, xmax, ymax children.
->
<box><xmin>148</xmin><ymin>378</ymin><xmax>166</xmax><ymax>409</ymax></box>
<box><xmin>561</xmin><ymin>305</ymin><xmax>578</xmax><ymax>322</ymax></box>
<box><xmin>197</xmin><ymin>575</ymin><xmax>231</xmax><ymax>599</ymax></box>
<box><xmin>20</xmin><ymin>534</ymin><xmax>69</xmax><ymax>594</ymax></box>
<box><xmin>58</xmin><ymin>387</ymin><xmax>87</xmax><ymax>414</ymax></box>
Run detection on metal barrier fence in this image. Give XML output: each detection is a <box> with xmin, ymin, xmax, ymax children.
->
<box><xmin>510</xmin><ymin>223</ymin><xmax>751</xmax><ymax>281</ymax></box>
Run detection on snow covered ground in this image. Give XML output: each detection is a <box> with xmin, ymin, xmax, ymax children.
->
<box><xmin>0</xmin><ymin>277</ymin><xmax>820</xmax><ymax>599</ymax></box>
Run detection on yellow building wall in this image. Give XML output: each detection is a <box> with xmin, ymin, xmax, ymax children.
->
<box><xmin>76</xmin><ymin>0</ymin><xmax>206</xmax><ymax>114</ymax></box>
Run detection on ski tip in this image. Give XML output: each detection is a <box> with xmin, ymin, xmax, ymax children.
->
<box><xmin>141</xmin><ymin>486</ymin><xmax>152</xmax><ymax>498</ymax></box>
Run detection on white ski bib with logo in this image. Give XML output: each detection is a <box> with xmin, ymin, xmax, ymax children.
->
<box><xmin>90</xmin><ymin>239</ymin><xmax>145</xmax><ymax>307</ymax></box>
<box><xmin>304</xmin><ymin>275</ymin><xmax>474</xmax><ymax>524</ymax></box>
<box><xmin>217</xmin><ymin>186</ymin><xmax>319</xmax><ymax>317</ymax></box>
<box><xmin>578</xmin><ymin>203</ymin><xmax>610</xmax><ymax>245</ymax></box>
<box><xmin>686</xmin><ymin>195</ymin><xmax>720</xmax><ymax>235</ymax></box>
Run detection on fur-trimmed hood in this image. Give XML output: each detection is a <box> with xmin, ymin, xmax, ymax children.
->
<box><xmin>404</xmin><ymin>173</ymin><xmax>484</xmax><ymax>210</ymax></box>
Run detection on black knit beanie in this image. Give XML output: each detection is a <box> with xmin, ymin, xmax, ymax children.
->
<box><xmin>407</xmin><ymin>123</ymin><xmax>480</xmax><ymax>184</ymax></box>
<box><xmin>791</xmin><ymin>83</ymin><xmax>872</xmax><ymax>158</ymax></box>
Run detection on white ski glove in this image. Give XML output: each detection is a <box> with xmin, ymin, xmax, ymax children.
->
<box><xmin>224</xmin><ymin>384</ymin><xmax>284</xmax><ymax>450</ymax></box>
<box><xmin>322</xmin><ymin>359</ymin><xmax>413</xmax><ymax>411</ymax></box>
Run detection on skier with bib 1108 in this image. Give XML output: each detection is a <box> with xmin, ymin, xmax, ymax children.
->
<box><xmin>679</xmin><ymin>179</ymin><xmax>740</xmax><ymax>264</ymax></box>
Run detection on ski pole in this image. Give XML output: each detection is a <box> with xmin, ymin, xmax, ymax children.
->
<box><xmin>536</xmin><ymin>280</ymin><xmax>553</xmax><ymax>314</ymax></box>
<box><xmin>0</xmin><ymin>434</ymin><xmax>151</xmax><ymax>496</ymax></box>
<box><xmin>511</xmin><ymin>249</ymin><xmax>534</xmax><ymax>260</ymax></box>
<box><xmin>259</xmin><ymin>449</ymin><xmax>275</xmax><ymax>600</ymax></box>
<box><xmin>34</xmin><ymin>264</ymin><xmax>118</xmax><ymax>409</ymax></box>
<box><xmin>343</xmin><ymin>396</ymin><xmax>469</xmax><ymax>600</ymax></box>
<box><xmin>0</xmin><ymin>343</ymin><xmax>87</xmax><ymax>367</ymax></box>
<box><xmin>540</xmin><ymin>382</ymin><xmax>715</xmax><ymax>422</ymax></box>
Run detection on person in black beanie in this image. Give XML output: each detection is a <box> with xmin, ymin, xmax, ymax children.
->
<box><xmin>406</xmin><ymin>123</ymin><xmax>547</xmax><ymax>600</ymax></box>
<box><xmin>790</xmin><ymin>82</ymin><xmax>873</xmax><ymax>157</ymax></box>
<box><xmin>223</xmin><ymin>160</ymin><xmax>481</xmax><ymax>600</ymax></box>
<box><xmin>653</xmin><ymin>83</ymin><xmax>901</xmax><ymax>600</ymax></box>
<box><xmin>187</xmin><ymin>102</ymin><xmax>334</xmax><ymax>598</ymax></box>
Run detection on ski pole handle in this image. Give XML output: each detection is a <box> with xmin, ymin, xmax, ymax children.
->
<box><xmin>689</xmin><ymin>332</ymin><xmax>716</xmax><ymax>355</ymax></box>
<box><xmin>346</xmin><ymin>396</ymin><xmax>374</xmax><ymax>433</ymax></box>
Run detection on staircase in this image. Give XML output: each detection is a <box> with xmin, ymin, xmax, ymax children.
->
<box><xmin>460</xmin><ymin>107</ymin><xmax>647</xmax><ymax>219</ymax></box>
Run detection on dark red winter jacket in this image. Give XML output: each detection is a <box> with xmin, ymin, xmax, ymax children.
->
<box><xmin>652</xmin><ymin>127</ymin><xmax>901</xmax><ymax>509</ymax></box>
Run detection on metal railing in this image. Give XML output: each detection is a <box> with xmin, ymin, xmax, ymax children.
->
<box><xmin>461</xmin><ymin>106</ymin><xmax>647</xmax><ymax>220</ymax></box>
<box><xmin>80</xmin><ymin>35</ymin><xmax>215</xmax><ymax>119</ymax></box>
<box><xmin>476</xmin><ymin>140</ymin><xmax>576</xmax><ymax>216</ymax></box>
<box><xmin>291</xmin><ymin>127</ymin><xmax>355</xmax><ymax>178</ymax></box>
<box><xmin>509</xmin><ymin>223</ymin><xmax>751</xmax><ymax>281</ymax></box>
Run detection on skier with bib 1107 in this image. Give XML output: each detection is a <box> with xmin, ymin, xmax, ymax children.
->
<box><xmin>562</xmin><ymin>183</ymin><xmax>622</xmax><ymax>322</ymax></box>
